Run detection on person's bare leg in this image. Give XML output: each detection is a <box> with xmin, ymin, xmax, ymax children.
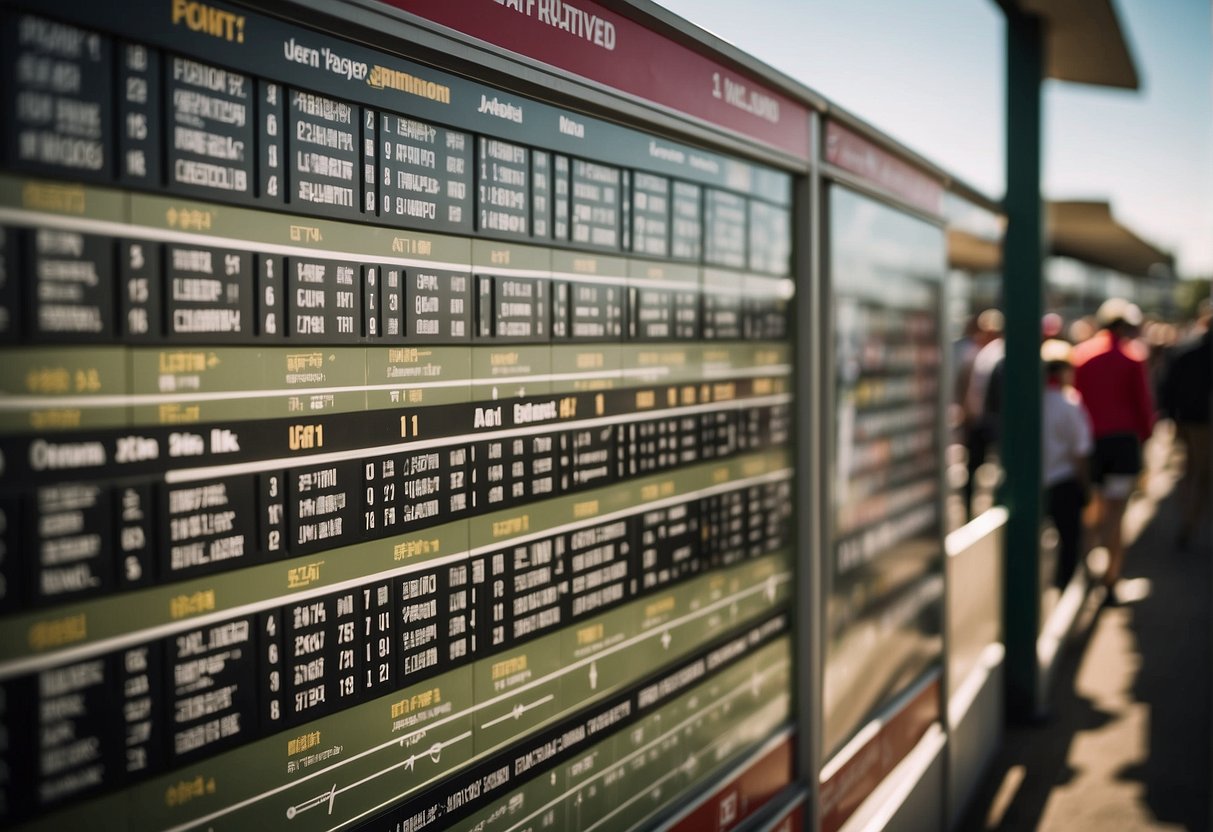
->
<box><xmin>1102</xmin><ymin>497</ymin><xmax>1128</xmax><ymax>587</ymax></box>
<box><xmin>1085</xmin><ymin>492</ymin><xmax>1104</xmax><ymax>547</ymax></box>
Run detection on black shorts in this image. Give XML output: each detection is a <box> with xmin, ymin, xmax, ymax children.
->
<box><xmin>1091</xmin><ymin>433</ymin><xmax>1142</xmax><ymax>484</ymax></box>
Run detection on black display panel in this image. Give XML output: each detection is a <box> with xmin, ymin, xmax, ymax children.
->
<box><xmin>288</xmin><ymin>89</ymin><xmax>360</xmax><ymax>217</ymax></box>
<box><xmin>704</xmin><ymin>188</ymin><xmax>747</xmax><ymax>269</ymax></box>
<box><xmin>166</xmin><ymin>244</ymin><xmax>253</xmax><ymax>341</ymax></box>
<box><xmin>167</xmin><ymin>55</ymin><xmax>254</xmax><ymax>201</ymax></box>
<box><xmin>2</xmin><ymin>12</ymin><xmax>112</xmax><ymax>180</ymax></box>
<box><xmin>25</xmin><ymin>229</ymin><xmax>113</xmax><ymax>341</ymax></box>
<box><xmin>670</xmin><ymin>181</ymin><xmax>703</xmax><ymax>262</ymax></box>
<box><xmin>632</xmin><ymin>172</ymin><xmax>670</xmax><ymax>258</ymax></box>
<box><xmin>286</xmin><ymin>256</ymin><xmax>361</xmax><ymax>342</ymax></box>
<box><xmin>381</xmin><ymin>114</ymin><xmax>473</xmax><ymax>234</ymax></box>
<box><xmin>749</xmin><ymin>200</ymin><xmax>792</xmax><ymax>276</ymax></box>
<box><xmin>402</xmin><ymin>266</ymin><xmax>472</xmax><ymax>342</ymax></box>
<box><xmin>571</xmin><ymin>159</ymin><xmax>621</xmax><ymax>250</ymax></box>
<box><xmin>477</xmin><ymin>137</ymin><xmax>529</xmax><ymax>238</ymax></box>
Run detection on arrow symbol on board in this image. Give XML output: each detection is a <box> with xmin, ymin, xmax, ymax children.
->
<box><xmin>765</xmin><ymin>576</ymin><xmax>778</xmax><ymax>603</ymax></box>
<box><xmin>660</xmin><ymin>630</ymin><xmax>672</xmax><ymax>650</ymax></box>
<box><xmin>589</xmin><ymin>661</ymin><xmax>598</xmax><ymax>690</ymax></box>
<box><xmin>285</xmin><ymin>783</ymin><xmax>336</xmax><ymax>820</ymax></box>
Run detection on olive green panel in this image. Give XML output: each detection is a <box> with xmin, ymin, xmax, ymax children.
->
<box><xmin>473</xmin><ymin>633</ymin><xmax>568</xmax><ymax>755</ymax></box>
<box><xmin>130</xmin><ymin>347</ymin><xmax>270</xmax><ymax>425</ymax></box>
<box><xmin>472</xmin><ymin>240</ymin><xmax>551</xmax><ymax>272</ymax></box>
<box><xmin>265</xmin><ymin>346</ymin><xmax>368</xmax><ymax>417</ymax></box>
<box><xmin>0</xmin><ymin>347</ymin><xmax>130</xmax><ymax>431</ymax></box>
<box><xmin>550</xmin><ymin>345</ymin><xmax>624</xmax><ymax>394</ymax></box>
<box><xmin>701</xmin><ymin>341</ymin><xmax>792</xmax><ymax>379</ymax></box>
<box><xmin>0</xmin><ymin>175</ymin><xmax>128</xmax><ymax>222</ymax></box>
<box><xmin>129</xmin><ymin>193</ymin><xmax>472</xmax><ymax>266</ymax></box>
<box><xmin>550</xmin><ymin>250</ymin><xmax>627</xmax><ymax>280</ymax></box>
<box><xmin>621</xmin><ymin>344</ymin><xmax>702</xmax><ymax>387</ymax></box>
<box><xmin>625</xmin><ymin>259</ymin><xmax>698</xmax><ymax>284</ymax></box>
<box><xmin>471</xmin><ymin>345</ymin><xmax>553</xmax><ymax>397</ymax></box>
<box><xmin>365</xmin><ymin>346</ymin><xmax>473</xmax><ymax>410</ymax></box>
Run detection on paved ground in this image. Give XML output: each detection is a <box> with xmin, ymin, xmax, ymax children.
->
<box><xmin>962</xmin><ymin>431</ymin><xmax>1212</xmax><ymax>831</ymax></box>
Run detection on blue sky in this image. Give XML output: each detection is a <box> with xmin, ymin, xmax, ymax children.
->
<box><xmin>657</xmin><ymin>0</ymin><xmax>1213</xmax><ymax>276</ymax></box>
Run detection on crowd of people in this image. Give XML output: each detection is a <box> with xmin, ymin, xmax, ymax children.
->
<box><xmin>954</xmin><ymin>296</ymin><xmax>1212</xmax><ymax>605</ymax></box>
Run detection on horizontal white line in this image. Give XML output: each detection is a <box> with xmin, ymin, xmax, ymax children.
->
<box><xmin>163</xmin><ymin>392</ymin><xmax>793</xmax><ymax>483</ymax></box>
<box><xmin>0</xmin><ymin>206</ymin><xmax>474</xmax><ymax>273</ymax></box>
<box><xmin>480</xmin><ymin>693</ymin><xmax>557</xmax><ymax>729</ymax></box>
<box><xmin>332</xmin><ymin>729</ymin><xmax>472</xmax><ymax>800</ymax></box>
<box><xmin>0</xmin><ymin>465</ymin><xmax>791</xmax><ymax>679</ymax></box>
<box><xmin>0</xmin><ymin>363</ymin><xmax>790</xmax><ymax>411</ymax></box>
<box><xmin>0</xmin><ymin>208</ymin><xmax>793</xmax><ymax>295</ymax></box>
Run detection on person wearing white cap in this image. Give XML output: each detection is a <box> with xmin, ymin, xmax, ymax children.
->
<box><xmin>1071</xmin><ymin>298</ymin><xmax>1155</xmax><ymax>603</ymax></box>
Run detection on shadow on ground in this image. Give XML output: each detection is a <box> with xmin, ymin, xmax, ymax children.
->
<box><xmin>960</xmin><ymin>484</ymin><xmax>1211</xmax><ymax>831</ymax></box>
<box><xmin>1118</xmin><ymin>490</ymin><xmax>1211</xmax><ymax>832</ymax></box>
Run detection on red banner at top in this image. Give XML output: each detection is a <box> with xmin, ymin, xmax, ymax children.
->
<box><xmin>384</xmin><ymin>0</ymin><xmax>811</xmax><ymax>160</ymax></box>
<box><xmin>825</xmin><ymin>121</ymin><xmax>944</xmax><ymax>216</ymax></box>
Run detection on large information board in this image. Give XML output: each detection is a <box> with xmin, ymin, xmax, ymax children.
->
<box><xmin>824</xmin><ymin>185</ymin><xmax>945</xmax><ymax>759</ymax></box>
<box><xmin>0</xmin><ymin>1</ymin><xmax>799</xmax><ymax>829</ymax></box>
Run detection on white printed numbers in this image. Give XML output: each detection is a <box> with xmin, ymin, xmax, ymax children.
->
<box><xmin>264</xmin><ymin>84</ymin><xmax>281</xmax><ymax>199</ymax></box>
<box><xmin>126</xmin><ymin>44</ymin><xmax>148</xmax><ymax>73</ymax></box>
<box><xmin>265</xmin><ymin>612</ymin><xmax>283</xmax><ymax>723</ymax></box>
<box><xmin>262</xmin><ymin>258</ymin><xmax>279</xmax><ymax>335</ymax></box>
<box><xmin>126</xmin><ymin>112</ymin><xmax>148</xmax><ymax>141</ymax></box>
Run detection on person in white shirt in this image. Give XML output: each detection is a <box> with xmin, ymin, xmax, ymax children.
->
<box><xmin>962</xmin><ymin>309</ymin><xmax>1005</xmax><ymax>518</ymax></box>
<box><xmin>1042</xmin><ymin>339</ymin><xmax>1093</xmax><ymax>589</ymax></box>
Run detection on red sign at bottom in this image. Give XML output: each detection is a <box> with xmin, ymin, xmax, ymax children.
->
<box><xmin>819</xmin><ymin>678</ymin><xmax>941</xmax><ymax>832</ymax></box>
<box><xmin>666</xmin><ymin>735</ymin><xmax>795</xmax><ymax>832</ymax></box>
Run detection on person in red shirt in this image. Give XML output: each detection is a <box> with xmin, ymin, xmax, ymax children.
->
<box><xmin>1072</xmin><ymin>298</ymin><xmax>1155</xmax><ymax>603</ymax></box>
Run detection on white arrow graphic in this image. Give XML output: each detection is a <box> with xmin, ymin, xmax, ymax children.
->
<box><xmin>287</xmin><ymin>732</ymin><xmax>472</xmax><ymax>820</ymax></box>
<box><xmin>482</xmin><ymin>694</ymin><xmax>557</xmax><ymax>729</ymax></box>
<box><xmin>589</xmin><ymin>661</ymin><xmax>599</xmax><ymax>690</ymax></box>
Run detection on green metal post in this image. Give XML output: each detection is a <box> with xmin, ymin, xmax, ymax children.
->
<box><xmin>1003</xmin><ymin>8</ymin><xmax>1045</xmax><ymax>720</ymax></box>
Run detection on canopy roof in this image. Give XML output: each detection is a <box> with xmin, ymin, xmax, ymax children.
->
<box><xmin>947</xmin><ymin>200</ymin><xmax>1172</xmax><ymax>278</ymax></box>
<box><xmin>1046</xmin><ymin>200</ymin><xmax>1171</xmax><ymax>277</ymax></box>
<box><xmin>1004</xmin><ymin>0</ymin><xmax>1139</xmax><ymax>89</ymax></box>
